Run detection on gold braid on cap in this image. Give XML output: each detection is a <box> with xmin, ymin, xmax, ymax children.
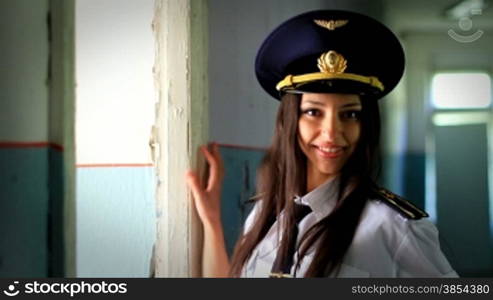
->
<box><xmin>276</xmin><ymin>50</ymin><xmax>384</xmax><ymax>92</ymax></box>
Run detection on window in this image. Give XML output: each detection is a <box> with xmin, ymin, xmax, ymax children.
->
<box><xmin>431</xmin><ymin>72</ymin><xmax>491</xmax><ymax>109</ymax></box>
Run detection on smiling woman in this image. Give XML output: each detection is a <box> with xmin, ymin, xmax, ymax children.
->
<box><xmin>186</xmin><ymin>9</ymin><xmax>458</xmax><ymax>278</ymax></box>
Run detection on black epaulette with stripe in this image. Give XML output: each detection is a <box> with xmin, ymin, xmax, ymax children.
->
<box><xmin>371</xmin><ymin>186</ymin><xmax>429</xmax><ymax>220</ymax></box>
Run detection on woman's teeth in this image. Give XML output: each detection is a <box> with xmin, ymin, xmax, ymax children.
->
<box><xmin>318</xmin><ymin>146</ymin><xmax>341</xmax><ymax>153</ymax></box>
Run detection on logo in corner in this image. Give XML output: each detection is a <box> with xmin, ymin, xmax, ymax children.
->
<box><xmin>3</xmin><ymin>281</ymin><xmax>20</xmax><ymax>297</ymax></box>
<box><xmin>448</xmin><ymin>9</ymin><xmax>483</xmax><ymax>43</ymax></box>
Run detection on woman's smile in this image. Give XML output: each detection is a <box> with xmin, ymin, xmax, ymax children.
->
<box><xmin>313</xmin><ymin>144</ymin><xmax>345</xmax><ymax>158</ymax></box>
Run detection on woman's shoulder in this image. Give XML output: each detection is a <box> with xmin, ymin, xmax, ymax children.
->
<box><xmin>367</xmin><ymin>186</ymin><xmax>428</xmax><ymax>220</ymax></box>
<box><xmin>360</xmin><ymin>187</ymin><xmax>452</xmax><ymax>262</ymax></box>
<box><xmin>361</xmin><ymin>188</ymin><xmax>457</xmax><ymax>277</ymax></box>
<box><xmin>359</xmin><ymin>186</ymin><xmax>433</xmax><ymax>238</ymax></box>
<box><xmin>355</xmin><ymin>193</ymin><xmax>458</xmax><ymax>277</ymax></box>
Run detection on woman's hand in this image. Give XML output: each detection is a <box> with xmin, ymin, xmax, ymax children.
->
<box><xmin>187</xmin><ymin>143</ymin><xmax>230</xmax><ymax>277</ymax></box>
<box><xmin>186</xmin><ymin>143</ymin><xmax>225</xmax><ymax>230</ymax></box>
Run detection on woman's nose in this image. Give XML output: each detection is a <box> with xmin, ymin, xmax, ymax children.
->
<box><xmin>321</xmin><ymin>113</ymin><xmax>341</xmax><ymax>140</ymax></box>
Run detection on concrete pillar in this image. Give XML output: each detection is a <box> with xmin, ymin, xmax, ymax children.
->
<box><xmin>49</xmin><ymin>0</ymin><xmax>76</xmax><ymax>277</ymax></box>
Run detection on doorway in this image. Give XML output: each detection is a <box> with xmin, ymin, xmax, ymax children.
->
<box><xmin>427</xmin><ymin>71</ymin><xmax>493</xmax><ymax>276</ymax></box>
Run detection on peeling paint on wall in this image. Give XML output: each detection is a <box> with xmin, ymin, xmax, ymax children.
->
<box><xmin>152</xmin><ymin>0</ymin><xmax>209</xmax><ymax>277</ymax></box>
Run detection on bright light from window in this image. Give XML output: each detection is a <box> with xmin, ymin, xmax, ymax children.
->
<box><xmin>432</xmin><ymin>72</ymin><xmax>491</xmax><ymax>109</ymax></box>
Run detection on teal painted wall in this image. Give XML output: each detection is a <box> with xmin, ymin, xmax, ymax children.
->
<box><xmin>435</xmin><ymin>124</ymin><xmax>493</xmax><ymax>276</ymax></box>
<box><xmin>402</xmin><ymin>153</ymin><xmax>426</xmax><ymax>211</ymax></box>
<box><xmin>0</xmin><ymin>150</ymin><xmax>157</xmax><ymax>277</ymax></box>
<box><xmin>76</xmin><ymin>166</ymin><xmax>155</xmax><ymax>277</ymax></box>
<box><xmin>380</xmin><ymin>153</ymin><xmax>405</xmax><ymax>196</ymax></box>
<box><xmin>48</xmin><ymin>147</ymin><xmax>65</xmax><ymax>276</ymax></box>
<box><xmin>0</xmin><ymin>148</ymin><xmax>49</xmax><ymax>277</ymax></box>
<box><xmin>219</xmin><ymin>146</ymin><xmax>265</xmax><ymax>256</ymax></box>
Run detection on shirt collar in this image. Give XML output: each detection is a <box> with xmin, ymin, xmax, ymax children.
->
<box><xmin>293</xmin><ymin>176</ymin><xmax>340</xmax><ymax>221</ymax></box>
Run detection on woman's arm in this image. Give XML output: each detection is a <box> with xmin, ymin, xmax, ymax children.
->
<box><xmin>186</xmin><ymin>143</ymin><xmax>230</xmax><ymax>277</ymax></box>
<box><xmin>393</xmin><ymin>218</ymin><xmax>458</xmax><ymax>277</ymax></box>
<box><xmin>202</xmin><ymin>220</ymin><xmax>230</xmax><ymax>277</ymax></box>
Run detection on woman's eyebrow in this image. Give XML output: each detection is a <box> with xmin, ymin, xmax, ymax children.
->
<box><xmin>302</xmin><ymin>100</ymin><xmax>325</xmax><ymax>106</ymax></box>
<box><xmin>341</xmin><ymin>102</ymin><xmax>362</xmax><ymax>108</ymax></box>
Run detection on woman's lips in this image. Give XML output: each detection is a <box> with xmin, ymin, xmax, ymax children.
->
<box><xmin>313</xmin><ymin>145</ymin><xmax>344</xmax><ymax>158</ymax></box>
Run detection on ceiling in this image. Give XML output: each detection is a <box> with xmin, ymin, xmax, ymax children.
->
<box><xmin>384</xmin><ymin>0</ymin><xmax>493</xmax><ymax>34</ymax></box>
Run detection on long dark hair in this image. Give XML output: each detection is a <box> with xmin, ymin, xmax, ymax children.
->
<box><xmin>229</xmin><ymin>92</ymin><xmax>381</xmax><ymax>277</ymax></box>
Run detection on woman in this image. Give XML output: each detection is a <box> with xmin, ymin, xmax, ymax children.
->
<box><xmin>186</xmin><ymin>10</ymin><xmax>457</xmax><ymax>278</ymax></box>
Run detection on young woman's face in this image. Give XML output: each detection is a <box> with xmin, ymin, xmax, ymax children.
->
<box><xmin>298</xmin><ymin>93</ymin><xmax>362</xmax><ymax>187</ymax></box>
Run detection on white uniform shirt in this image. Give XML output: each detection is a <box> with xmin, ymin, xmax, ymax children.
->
<box><xmin>241</xmin><ymin>178</ymin><xmax>458</xmax><ymax>277</ymax></box>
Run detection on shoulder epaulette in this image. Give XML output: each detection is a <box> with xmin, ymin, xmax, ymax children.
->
<box><xmin>371</xmin><ymin>186</ymin><xmax>429</xmax><ymax>220</ymax></box>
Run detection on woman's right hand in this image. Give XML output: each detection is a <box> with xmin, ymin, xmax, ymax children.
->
<box><xmin>187</xmin><ymin>143</ymin><xmax>230</xmax><ymax>277</ymax></box>
<box><xmin>186</xmin><ymin>143</ymin><xmax>225</xmax><ymax>230</ymax></box>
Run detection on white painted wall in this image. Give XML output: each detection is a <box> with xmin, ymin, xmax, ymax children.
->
<box><xmin>0</xmin><ymin>0</ymin><xmax>49</xmax><ymax>142</ymax></box>
<box><xmin>76</xmin><ymin>0</ymin><xmax>155</xmax><ymax>164</ymax></box>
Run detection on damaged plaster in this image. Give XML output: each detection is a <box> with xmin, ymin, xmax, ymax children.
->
<box><xmin>152</xmin><ymin>0</ymin><xmax>208</xmax><ymax>277</ymax></box>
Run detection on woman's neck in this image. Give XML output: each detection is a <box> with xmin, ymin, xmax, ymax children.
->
<box><xmin>306</xmin><ymin>169</ymin><xmax>337</xmax><ymax>193</ymax></box>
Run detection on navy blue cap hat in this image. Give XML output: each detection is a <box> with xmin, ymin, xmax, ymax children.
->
<box><xmin>255</xmin><ymin>10</ymin><xmax>405</xmax><ymax>100</ymax></box>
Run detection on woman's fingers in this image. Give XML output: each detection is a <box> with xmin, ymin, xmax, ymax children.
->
<box><xmin>212</xmin><ymin>143</ymin><xmax>225</xmax><ymax>179</ymax></box>
<box><xmin>201</xmin><ymin>143</ymin><xmax>222</xmax><ymax>193</ymax></box>
<box><xmin>186</xmin><ymin>170</ymin><xmax>214</xmax><ymax>224</ymax></box>
<box><xmin>201</xmin><ymin>144</ymin><xmax>217</xmax><ymax>170</ymax></box>
<box><xmin>186</xmin><ymin>143</ymin><xmax>224</xmax><ymax>226</ymax></box>
<box><xmin>191</xmin><ymin>143</ymin><xmax>224</xmax><ymax>192</ymax></box>
<box><xmin>185</xmin><ymin>170</ymin><xmax>204</xmax><ymax>201</ymax></box>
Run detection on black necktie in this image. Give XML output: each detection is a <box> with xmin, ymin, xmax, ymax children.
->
<box><xmin>270</xmin><ymin>203</ymin><xmax>312</xmax><ymax>278</ymax></box>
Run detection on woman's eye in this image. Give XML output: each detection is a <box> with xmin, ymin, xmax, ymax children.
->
<box><xmin>341</xmin><ymin>110</ymin><xmax>361</xmax><ymax>120</ymax></box>
<box><xmin>302</xmin><ymin>109</ymin><xmax>320</xmax><ymax>117</ymax></box>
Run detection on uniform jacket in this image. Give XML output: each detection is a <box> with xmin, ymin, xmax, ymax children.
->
<box><xmin>241</xmin><ymin>177</ymin><xmax>458</xmax><ymax>277</ymax></box>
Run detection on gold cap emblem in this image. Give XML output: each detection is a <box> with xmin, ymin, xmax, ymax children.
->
<box><xmin>317</xmin><ymin>51</ymin><xmax>347</xmax><ymax>74</ymax></box>
<box><xmin>314</xmin><ymin>19</ymin><xmax>348</xmax><ymax>30</ymax></box>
